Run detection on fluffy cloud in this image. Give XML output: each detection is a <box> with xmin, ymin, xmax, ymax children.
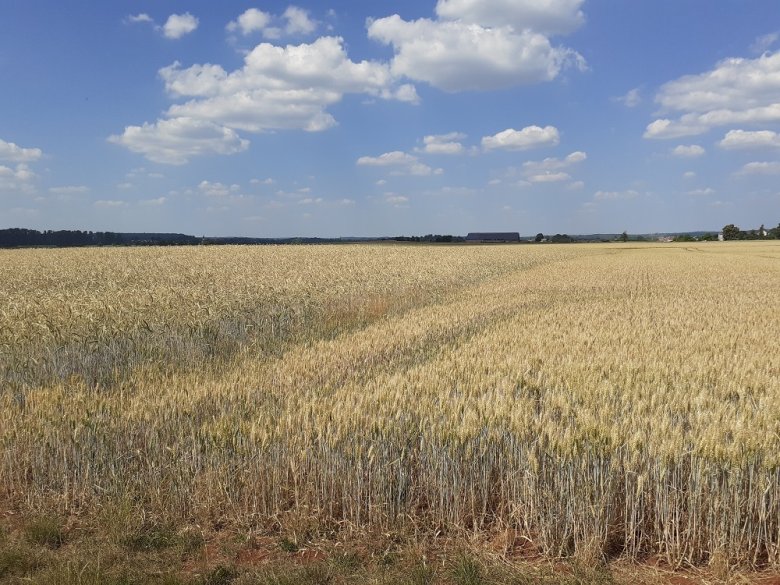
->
<box><xmin>49</xmin><ymin>185</ymin><xmax>90</xmax><ymax>195</ymax></box>
<box><xmin>421</xmin><ymin>132</ymin><xmax>466</xmax><ymax>155</ymax></box>
<box><xmin>161</xmin><ymin>36</ymin><xmax>411</xmax><ymax>133</ymax></box>
<box><xmin>613</xmin><ymin>87</ymin><xmax>641</xmax><ymax>108</ymax></box>
<box><xmin>114</xmin><ymin>35</ymin><xmax>416</xmax><ymax>163</ymax></box>
<box><xmin>0</xmin><ymin>138</ymin><xmax>42</xmax><ymax>162</ymax></box>
<box><xmin>385</xmin><ymin>194</ymin><xmax>409</xmax><ymax>206</ymax></box>
<box><xmin>719</xmin><ymin>129</ymin><xmax>780</xmax><ymax>149</ymax></box>
<box><xmin>357</xmin><ymin>151</ymin><xmax>442</xmax><ymax>176</ymax></box>
<box><xmin>140</xmin><ymin>197</ymin><xmax>167</xmax><ymax>206</ymax></box>
<box><xmin>227</xmin><ymin>8</ymin><xmax>271</xmax><ymax>35</ymax></box>
<box><xmin>482</xmin><ymin>125</ymin><xmax>559</xmax><ymax>151</ymax></box>
<box><xmin>736</xmin><ymin>161</ymin><xmax>780</xmax><ymax>175</ymax></box>
<box><xmin>94</xmin><ymin>200</ymin><xmax>128</xmax><ymax>208</ymax></box>
<box><xmin>528</xmin><ymin>172</ymin><xmax>569</xmax><ymax>183</ymax></box>
<box><xmin>163</xmin><ymin>13</ymin><xmax>199</xmax><ymax>39</ymax></box>
<box><xmin>594</xmin><ymin>190</ymin><xmax>639</xmax><ymax>201</ymax></box>
<box><xmin>358</xmin><ymin>151</ymin><xmax>417</xmax><ymax>166</ymax></box>
<box><xmin>283</xmin><ymin>6</ymin><xmax>316</xmax><ymax>35</ymax></box>
<box><xmin>108</xmin><ymin>118</ymin><xmax>249</xmax><ymax>165</ymax></box>
<box><xmin>523</xmin><ymin>151</ymin><xmax>586</xmax><ymax>173</ymax></box>
<box><xmin>148</xmin><ymin>36</ymin><xmax>414</xmax><ymax>136</ymax></box>
<box><xmin>127</xmin><ymin>13</ymin><xmax>198</xmax><ymax>39</ymax></box>
<box><xmin>687</xmin><ymin>187</ymin><xmax>715</xmax><ymax>196</ymax></box>
<box><xmin>368</xmin><ymin>15</ymin><xmax>584</xmax><ymax>92</ymax></box>
<box><xmin>671</xmin><ymin>144</ymin><xmax>705</xmax><ymax>157</ymax></box>
<box><xmin>646</xmin><ymin>51</ymin><xmax>780</xmax><ymax>138</ymax></box>
<box><xmin>127</xmin><ymin>13</ymin><xmax>153</xmax><ymax>24</ymax></box>
<box><xmin>435</xmin><ymin>0</ymin><xmax>585</xmax><ymax>36</ymax></box>
<box><xmin>751</xmin><ymin>32</ymin><xmax>779</xmax><ymax>54</ymax></box>
<box><xmin>227</xmin><ymin>6</ymin><xmax>316</xmax><ymax>38</ymax></box>
<box><xmin>0</xmin><ymin>163</ymin><xmax>36</xmax><ymax>193</ymax></box>
<box><xmin>521</xmin><ymin>151</ymin><xmax>586</xmax><ymax>183</ymax></box>
<box><xmin>199</xmin><ymin>180</ymin><xmax>241</xmax><ymax>197</ymax></box>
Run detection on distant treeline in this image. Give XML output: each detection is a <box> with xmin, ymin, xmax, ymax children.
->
<box><xmin>0</xmin><ymin>228</ymin><xmax>384</xmax><ymax>248</ymax></box>
<box><xmin>390</xmin><ymin>234</ymin><xmax>465</xmax><ymax>243</ymax></box>
<box><xmin>0</xmin><ymin>228</ymin><xmax>199</xmax><ymax>248</ymax></box>
<box><xmin>721</xmin><ymin>223</ymin><xmax>780</xmax><ymax>240</ymax></box>
<box><xmin>3</xmin><ymin>223</ymin><xmax>778</xmax><ymax>249</ymax></box>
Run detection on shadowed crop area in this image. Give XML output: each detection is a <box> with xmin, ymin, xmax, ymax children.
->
<box><xmin>0</xmin><ymin>242</ymin><xmax>778</xmax><ymax>583</ymax></box>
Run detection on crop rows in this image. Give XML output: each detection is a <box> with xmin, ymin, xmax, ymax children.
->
<box><xmin>1</xmin><ymin>242</ymin><xmax>778</xmax><ymax>568</ymax></box>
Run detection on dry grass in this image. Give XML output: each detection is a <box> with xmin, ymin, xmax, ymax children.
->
<box><xmin>0</xmin><ymin>242</ymin><xmax>778</xmax><ymax>579</ymax></box>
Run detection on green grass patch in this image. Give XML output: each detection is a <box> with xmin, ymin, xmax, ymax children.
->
<box><xmin>0</xmin><ymin>546</ymin><xmax>39</xmax><ymax>578</ymax></box>
<box><xmin>451</xmin><ymin>555</ymin><xmax>484</xmax><ymax>585</ymax></box>
<box><xmin>123</xmin><ymin>521</ymin><xmax>180</xmax><ymax>552</ymax></box>
<box><xmin>25</xmin><ymin>515</ymin><xmax>66</xmax><ymax>549</ymax></box>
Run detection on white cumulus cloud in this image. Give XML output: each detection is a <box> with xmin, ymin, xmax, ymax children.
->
<box><xmin>528</xmin><ymin>172</ymin><xmax>570</xmax><ymax>183</ymax></box>
<box><xmin>94</xmin><ymin>200</ymin><xmax>128</xmax><ymax>208</ymax></box>
<box><xmin>522</xmin><ymin>150</ymin><xmax>586</xmax><ymax>173</ymax></box>
<box><xmin>594</xmin><ymin>189</ymin><xmax>639</xmax><ymax>201</ymax></box>
<box><xmin>736</xmin><ymin>161</ymin><xmax>780</xmax><ymax>175</ymax></box>
<box><xmin>687</xmin><ymin>187</ymin><xmax>715</xmax><ymax>196</ymax></box>
<box><xmin>482</xmin><ymin>125</ymin><xmax>559</xmax><ymax>151</ymax></box>
<box><xmin>227</xmin><ymin>6</ymin><xmax>317</xmax><ymax>38</ymax></box>
<box><xmin>646</xmin><ymin>51</ymin><xmax>780</xmax><ymax>139</ymax></box>
<box><xmin>385</xmin><ymin>194</ymin><xmax>409</xmax><ymax>206</ymax></box>
<box><xmin>0</xmin><ymin>138</ymin><xmax>43</xmax><ymax>162</ymax></box>
<box><xmin>751</xmin><ymin>32</ymin><xmax>779</xmax><ymax>54</ymax></box>
<box><xmin>127</xmin><ymin>13</ymin><xmax>153</xmax><ymax>24</ymax></box>
<box><xmin>227</xmin><ymin>8</ymin><xmax>272</xmax><ymax>35</ymax></box>
<box><xmin>108</xmin><ymin>118</ymin><xmax>249</xmax><ymax>165</ymax></box>
<box><xmin>421</xmin><ymin>132</ymin><xmax>466</xmax><ymax>155</ymax></box>
<box><xmin>613</xmin><ymin>87</ymin><xmax>641</xmax><ymax>108</ymax></box>
<box><xmin>522</xmin><ymin>151</ymin><xmax>585</xmax><ymax>183</ymax></box>
<box><xmin>671</xmin><ymin>144</ymin><xmax>705</xmax><ymax>157</ymax></box>
<box><xmin>283</xmin><ymin>6</ymin><xmax>317</xmax><ymax>35</ymax></box>
<box><xmin>357</xmin><ymin>151</ymin><xmax>442</xmax><ymax>176</ymax></box>
<box><xmin>140</xmin><ymin>197</ymin><xmax>167</xmax><ymax>206</ymax></box>
<box><xmin>368</xmin><ymin>15</ymin><xmax>584</xmax><ymax>92</ymax></box>
<box><xmin>113</xmin><ymin>33</ymin><xmax>414</xmax><ymax>163</ymax></box>
<box><xmin>358</xmin><ymin>151</ymin><xmax>417</xmax><ymax>166</ymax></box>
<box><xmin>435</xmin><ymin>0</ymin><xmax>585</xmax><ymax>36</ymax></box>
<box><xmin>367</xmin><ymin>0</ymin><xmax>585</xmax><ymax>93</ymax></box>
<box><xmin>158</xmin><ymin>37</ymin><xmax>414</xmax><ymax>132</ymax></box>
<box><xmin>163</xmin><ymin>13</ymin><xmax>199</xmax><ymax>39</ymax></box>
<box><xmin>199</xmin><ymin>180</ymin><xmax>240</xmax><ymax>197</ymax></box>
<box><xmin>49</xmin><ymin>185</ymin><xmax>90</xmax><ymax>195</ymax></box>
<box><xmin>719</xmin><ymin>129</ymin><xmax>780</xmax><ymax>149</ymax></box>
<box><xmin>0</xmin><ymin>163</ymin><xmax>36</xmax><ymax>193</ymax></box>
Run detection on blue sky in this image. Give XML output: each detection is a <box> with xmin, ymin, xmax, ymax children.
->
<box><xmin>1</xmin><ymin>1</ymin><xmax>779</xmax><ymax>237</ymax></box>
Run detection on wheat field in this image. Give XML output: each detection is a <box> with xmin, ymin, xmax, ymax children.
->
<box><xmin>1</xmin><ymin>242</ymin><xmax>778</xmax><ymax>571</ymax></box>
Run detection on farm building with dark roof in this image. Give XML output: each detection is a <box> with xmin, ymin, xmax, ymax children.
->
<box><xmin>465</xmin><ymin>232</ymin><xmax>521</xmax><ymax>243</ymax></box>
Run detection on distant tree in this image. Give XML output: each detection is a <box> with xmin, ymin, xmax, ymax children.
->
<box><xmin>722</xmin><ymin>224</ymin><xmax>741</xmax><ymax>240</ymax></box>
<box><xmin>535</xmin><ymin>233</ymin><xmax>544</xmax><ymax>242</ymax></box>
<box><xmin>620</xmin><ymin>231</ymin><xmax>628</xmax><ymax>243</ymax></box>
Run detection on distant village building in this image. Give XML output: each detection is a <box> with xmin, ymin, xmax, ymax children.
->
<box><xmin>718</xmin><ymin>233</ymin><xmax>724</xmax><ymax>241</ymax></box>
<box><xmin>465</xmin><ymin>232</ymin><xmax>521</xmax><ymax>243</ymax></box>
